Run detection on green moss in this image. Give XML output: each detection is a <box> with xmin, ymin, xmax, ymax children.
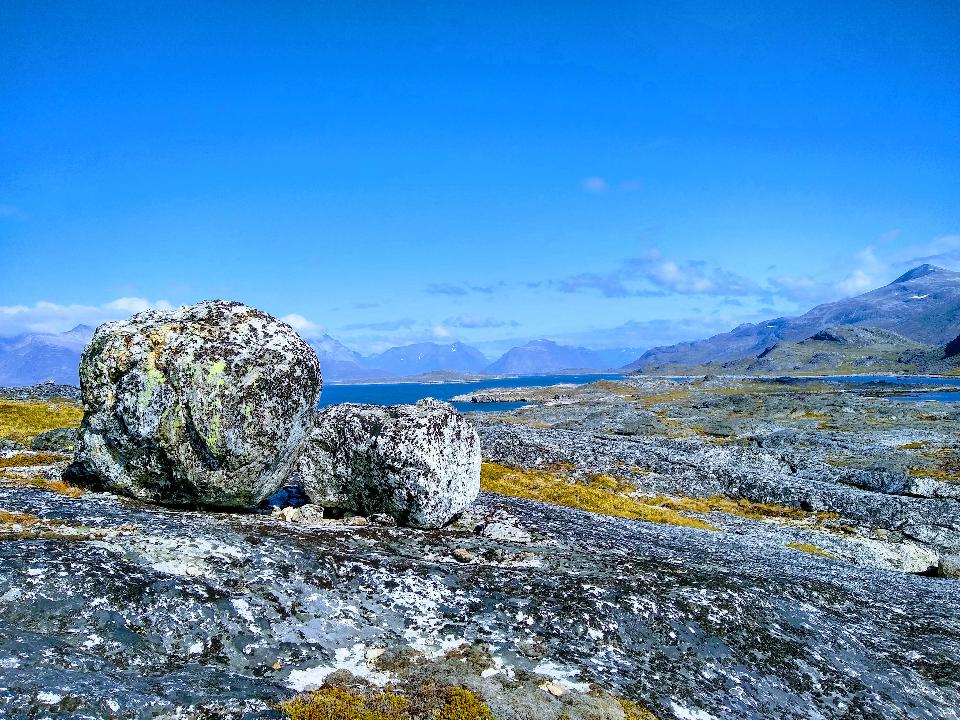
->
<box><xmin>899</xmin><ymin>441</ymin><xmax>927</xmax><ymax>450</ymax></box>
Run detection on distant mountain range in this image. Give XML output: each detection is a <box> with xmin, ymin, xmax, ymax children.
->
<box><xmin>697</xmin><ymin>324</ymin><xmax>956</xmax><ymax>375</ymax></box>
<box><xmin>486</xmin><ymin>340</ymin><xmax>615</xmax><ymax>375</ymax></box>
<box><xmin>0</xmin><ymin>324</ymin><xmax>634</xmax><ymax>386</ymax></box>
<box><xmin>625</xmin><ymin>264</ymin><xmax>960</xmax><ymax>374</ymax></box>
<box><xmin>0</xmin><ymin>324</ymin><xmax>94</xmax><ymax>386</ymax></box>
<box><xmin>8</xmin><ymin>264</ymin><xmax>953</xmax><ymax>386</ymax></box>
<box><xmin>365</xmin><ymin>342</ymin><xmax>489</xmax><ymax>376</ymax></box>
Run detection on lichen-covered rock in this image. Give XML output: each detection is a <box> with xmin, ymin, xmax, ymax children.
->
<box><xmin>69</xmin><ymin>301</ymin><xmax>321</xmax><ymax>507</ymax></box>
<box><xmin>296</xmin><ymin>399</ymin><xmax>480</xmax><ymax>528</ymax></box>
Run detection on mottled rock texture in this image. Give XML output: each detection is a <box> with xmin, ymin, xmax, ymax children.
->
<box><xmin>296</xmin><ymin>399</ymin><xmax>480</xmax><ymax>528</ymax></box>
<box><xmin>70</xmin><ymin>301</ymin><xmax>321</xmax><ymax>507</ymax></box>
<box><xmin>30</xmin><ymin>427</ymin><xmax>79</xmax><ymax>452</ymax></box>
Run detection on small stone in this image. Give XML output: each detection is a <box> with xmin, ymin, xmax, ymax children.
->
<box><xmin>280</xmin><ymin>506</ymin><xmax>302</xmax><ymax>522</ymax></box>
<box><xmin>365</xmin><ymin>648</ymin><xmax>386</xmax><ymax>663</ymax></box>
<box><xmin>298</xmin><ymin>504</ymin><xmax>325</xmax><ymax>523</ymax></box>
<box><xmin>369</xmin><ymin>513</ymin><xmax>397</xmax><ymax>527</ymax></box>
<box><xmin>541</xmin><ymin>681</ymin><xmax>565</xmax><ymax>698</ymax></box>
<box><xmin>272</xmin><ymin>660</ymin><xmax>283</xmax><ymax>670</ymax></box>
<box><xmin>452</xmin><ymin>548</ymin><xmax>474</xmax><ymax>563</ymax></box>
<box><xmin>481</xmin><ymin>521</ymin><xmax>532</xmax><ymax>544</ymax></box>
<box><xmin>346</xmin><ymin>516</ymin><xmax>369</xmax><ymax>526</ymax></box>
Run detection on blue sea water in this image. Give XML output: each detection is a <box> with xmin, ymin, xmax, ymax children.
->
<box><xmin>814</xmin><ymin>375</ymin><xmax>960</xmax><ymax>402</ymax></box>
<box><xmin>815</xmin><ymin>375</ymin><xmax>960</xmax><ymax>386</ymax></box>
<box><xmin>318</xmin><ymin>373</ymin><xmax>623</xmax><ymax>412</ymax></box>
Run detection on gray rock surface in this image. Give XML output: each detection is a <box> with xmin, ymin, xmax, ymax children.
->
<box><xmin>1</xmin><ymin>485</ymin><xmax>958</xmax><ymax>719</ymax></box>
<box><xmin>295</xmin><ymin>399</ymin><xmax>480</xmax><ymax>528</ymax></box>
<box><xmin>69</xmin><ymin>300</ymin><xmax>321</xmax><ymax>508</ymax></box>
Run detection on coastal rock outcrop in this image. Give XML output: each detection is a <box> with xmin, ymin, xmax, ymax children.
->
<box><xmin>295</xmin><ymin>399</ymin><xmax>480</xmax><ymax>528</ymax></box>
<box><xmin>69</xmin><ymin>300</ymin><xmax>321</xmax><ymax>507</ymax></box>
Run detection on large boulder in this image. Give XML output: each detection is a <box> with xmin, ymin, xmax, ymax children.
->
<box><xmin>295</xmin><ymin>399</ymin><xmax>480</xmax><ymax>528</ymax></box>
<box><xmin>69</xmin><ymin>301</ymin><xmax>321</xmax><ymax>507</ymax></box>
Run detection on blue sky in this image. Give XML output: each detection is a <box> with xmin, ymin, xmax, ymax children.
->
<box><xmin>1</xmin><ymin>1</ymin><xmax>958</xmax><ymax>355</ymax></box>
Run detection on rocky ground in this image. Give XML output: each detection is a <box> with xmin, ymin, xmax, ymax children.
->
<box><xmin>1</xmin><ymin>378</ymin><xmax>960</xmax><ymax>719</ymax></box>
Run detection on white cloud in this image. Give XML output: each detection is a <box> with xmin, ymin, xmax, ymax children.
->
<box><xmin>280</xmin><ymin>313</ymin><xmax>325</xmax><ymax>338</ymax></box>
<box><xmin>0</xmin><ymin>298</ymin><xmax>175</xmax><ymax>336</ymax></box>
<box><xmin>899</xmin><ymin>234</ymin><xmax>960</xmax><ymax>267</ymax></box>
<box><xmin>581</xmin><ymin>176</ymin><xmax>609</xmax><ymax>193</ymax></box>
<box><xmin>431</xmin><ymin>324</ymin><xmax>451</xmax><ymax>338</ymax></box>
<box><xmin>557</xmin><ymin>248</ymin><xmax>761</xmax><ymax>298</ymax></box>
<box><xmin>770</xmin><ymin>235</ymin><xmax>960</xmax><ymax>306</ymax></box>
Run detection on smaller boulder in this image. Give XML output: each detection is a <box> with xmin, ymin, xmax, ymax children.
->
<box><xmin>31</xmin><ymin>427</ymin><xmax>79</xmax><ymax>453</ymax></box>
<box><xmin>0</xmin><ymin>439</ymin><xmax>27</xmax><ymax>453</ymax></box>
<box><xmin>295</xmin><ymin>399</ymin><xmax>481</xmax><ymax>528</ymax></box>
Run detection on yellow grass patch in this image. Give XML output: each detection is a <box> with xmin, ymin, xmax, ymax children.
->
<box><xmin>278</xmin><ymin>686</ymin><xmax>493</xmax><ymax>720</ymax></box>
<box><xmin>0</xmin><ymin>400</ymin><xmax>82</xmax><ymax>445</ymax></box>
<box><xmin>634</xmin><ymin>389</ymin><xmax>692</xmax><ymax>406</ymax></box>
<box><xmin>617</xmin><ymin>698</ymin><xmax>660</xmax><ymax>720</ymax></box>
<box><xmin>786</xmin><ymin>541</ymin><xmax>834</xmax><ymax>558</ymax></box>
<box><xmin>0</xmin><ymin>452</ymin><xmax>69</xmax><ymax>469</ymax></box>
<box><xmin>480</xmin><ymin>462</ymin><xmax>718</xmax><ymax>531</ymax></box>
<box><xmin>644</xmin><ymin>495</ymin><xmax>838</xmax><ymax>523</ymax></box>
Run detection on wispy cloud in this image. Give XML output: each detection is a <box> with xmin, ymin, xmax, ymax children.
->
<box><xmin>900</xmin><ymin>234</ymin><xmax>960</xmax><ymax>268</ymax></box>
<box><xmin>581</xmin><ymin>176</ymin><xmax>609</xmax><ymax>193</ymax></box>
<box><xmin>768</xmin><ymin>235</ymin><xmax>960</xmax><ymax>306</ymax></box>
<box><xmin>280</xmin><ymin>313</ymin><xmax>326</xmax><ymax>338</ymax></box>
<box><xmin>425</xmin><ymin>281</ymin><xmax>505</xmax><ymax>296</ymax></box>
<box><xmin>0</xmin><ymin>298</ymin><xmax>175</xmax><ymax>336</ymax></box>
<box><xmin>425</xmin><ymin>283</ymin><xmax>467</xmax><ymax>296</ymax></box>
<box><xmin>555</xmin><ymin>249</ymin><xmax>762</xmax><ymax>298</ymax></box>
<box><xmin>341</xmin><ymin>318</ymin><xmax>416</xmax><ymax>331</ymax></box>
<box><xmin>580</xmin><ymin>177</ymin><xmax>642</xmax><ymax>194</ymax></box>
<box><xmin>444</xmin><ymin>314</ymin><xmax>520</xmax><ymax>329</ymax></box>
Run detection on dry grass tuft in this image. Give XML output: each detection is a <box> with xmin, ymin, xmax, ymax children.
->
<box><xmin>634</xmin><ymin>389</ymin><xmax>692</xmax><ymax>406</ymax></box>
<box><xmin>644</xmin><ymin>495</ymin><xmax>838</xmax><ymax>523</ymax></box>
<box><xmin>787</xmin><ymin>541</ymin><xmax>834</xmax><ymax>558</ymax></box>
<box><xmin>0</xmin><ymin>509</ymin><xmax>41</xmax><ymax>526</ymax></box>
<box><xmin>0</xmin><ymin>400</ymin><xmax>82</xmax><ymax>445</ymax></box>
<box><xmin>278</xmin><ymin>685</ymin><xmax>493</xmax><ymax>720</ymax></box>
<box><xmin>617</xmin><ymin>697</ymin><xmax>660</xmax><ymax>720</ymax></box>
<box><xmin>0</xmin><ymin>452</ymin><xmax>69</xmax><ymax>469</ymax></box>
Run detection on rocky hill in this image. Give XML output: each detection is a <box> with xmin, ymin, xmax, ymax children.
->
<box><xmin>626</xmin><ymin>264</ymin><xmax>960</xmax><ymax>373</ymax></box>
<box><xmin>364</xmin><ymin>341</ymin><xmax>489</xmax><ymax>376</ymax></box>
<box><xmin>659</xmin><ymin>324</ymin><xmax>960</xmax><ymax>376</ymax></box>
<box><xmin>485</xmin><ymin>339</ymin><xmax>611</xmax><ymax>374</ymax></box>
